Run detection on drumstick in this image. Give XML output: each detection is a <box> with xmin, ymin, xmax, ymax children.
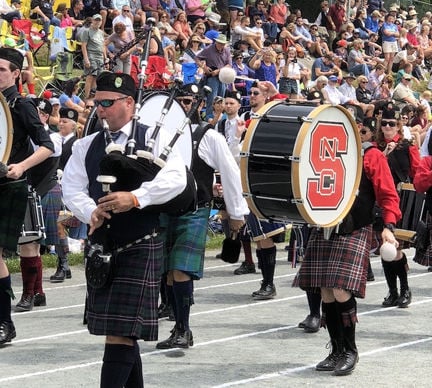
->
<box><xmin>235</xmin><ymin>75</ymin><xmax>259</xmax><ymax>82</ymax></box>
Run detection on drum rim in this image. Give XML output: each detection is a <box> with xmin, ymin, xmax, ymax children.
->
<box><xmin>240</xmin><ymin>100</ymin><xmax>281</xmax><ymax>220</ymax></box>
<box><xmin>0</xmin><ymin>92</ymin><xmax>13</xmax><ymax>164</ymax></box>
<box><xmin>291</xmin><ymin>104</ymin><xmax>362</xmax><ymax>227</ymax></box>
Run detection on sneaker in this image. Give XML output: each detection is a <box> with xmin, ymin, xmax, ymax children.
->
<box><xmin>234</xmin><ymin>262</ymin><xmax>256</xmax><ymax>275</ymax></box>
<box><xmin>0</xmin><ymin>321</ymin><xmax>16</xmax><ymax>345</ymax></box>
<box><xmin>15</xmin><ymin>294</ymin><xmax>34</xmax><ymax>312</ymax></box>
<box><xmin>252</xmin><ymin>284</ymin><xmax>276</xmax><ymax>300</ymax></box>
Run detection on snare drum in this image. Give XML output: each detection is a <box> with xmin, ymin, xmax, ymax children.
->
<box><xmin>18</xmin><ymin>188</ymin><xmax>46</xmax><ymax>245</ymax></box>
<box><xmin>0</xmin><ymin>92</ymin><xmax>13</xmax><ymax>164</ymax></box>
<box><xmin>240</xmin><ymin>102</ymin><xmax>362</xmax><ymax>227</ymax></box>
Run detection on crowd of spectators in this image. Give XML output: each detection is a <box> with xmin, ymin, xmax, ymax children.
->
<box><xmin>3</xmin><ymin>0</ymin><xmax>432</xmax><ymax>146</ymax></box>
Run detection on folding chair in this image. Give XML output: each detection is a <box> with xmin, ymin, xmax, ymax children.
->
<box><xmin>0</xmin><ymin>20</ymin><xmax>11</xmax><ymax>45</ymax></box>
<box><xmin>11</xmin><ymin>19</ymin><xmax>46</xmax><ymax>65</ymax></box>
<box><xmin>34</xmin><ymin>65</ymin><xmax>56</xmax><ymax>97</ymax></box>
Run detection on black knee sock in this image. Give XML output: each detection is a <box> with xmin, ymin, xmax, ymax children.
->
<box><xmin>125</xmin><ymin>341</ymin><xmax>144</xmax><ymax>388</ymax></box>
<box><xmin>307</xmin><ymin>290</ymin><xmax>322</xmax><ymax>318</ymax></box>
<box><xmin>336</xmin><ymin>296</ymin><xmax>358</xmax><ymax>352</ymax></box>
<box><xmin>395</xmin><ymin>254</ymin><xmax>409</xmax><ymax>293</ymax></box>
<box><xmin>160</xmin><ymin>273</ymin><xmax>168</xmax><ymax>305</ymax></box>
<box><xmin>321</xmin><ymin>301</ymin><xmax>343</xmax><ymax>353</ymax></box>
<box><xmin>382</xmin><ymin>259</ymin><xmax>397</xmax><ymax>292</ymax></box>
<box><xmin>166</xmin><ymin>284</ymin><xmax>176</xmax><ymax>321</ymax></box>
<box><xmin>100</xmin><ymin>343</ymin><xmax>136</xmax><ymax>388</ymax></box>
<box><xmin>0</xmin><ymin>275</ymin><xmax>13</xmax><ymax>322</ymax></box>
<box><xmin>173</xmin><ymin>279</ymin><xmax>194</xmax><ymax>331</ymax></box>
<box><xmin>261</xmin><ymin>246</ymin><xmax>276</xmax><ymax>286</ymax></box>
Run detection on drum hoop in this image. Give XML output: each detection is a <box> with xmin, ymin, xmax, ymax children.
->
<box><xmin>0</xmin><ymin>92</ymin><xmax>13</xmax><ymax>164</ymax></box>
<box><xmin>240</xmin><ymin>100</ymin><xmax>281</xmax><ymax>220</ymax></box>
<box><xmin>291</xmin><ymin>104</ymin><xmax>362</xmax><ymax>227</ymax></box>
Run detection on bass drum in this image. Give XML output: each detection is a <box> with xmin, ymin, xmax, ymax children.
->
<box><xmin>240</xmin><ymin>102</ymin><xmax>362</xmax><ymax>228</ymax></box>
<box><xmin>83</xmin><ymin>91</ymin><xmax>193</xmax><ymax>168</ymax></box>
<box><xmin>0</xmin><ymin>92</ymin><xmax>13</xmax><ymax>164</ymax></box>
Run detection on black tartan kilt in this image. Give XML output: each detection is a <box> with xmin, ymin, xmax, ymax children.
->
<box><xmin>86</xmin><ymin>236</ymin><xmax>163</xmax><ymax>340</ymax></box>
<box><xmin>0</xmin><ymin>179</ymin><xmax>28</xmax><ymax>251</ymax></box>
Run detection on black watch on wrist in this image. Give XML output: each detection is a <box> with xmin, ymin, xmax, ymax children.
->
<box><xmin>384</xmin><ymin>223</ymin><xmax>395</xmax><ymax>233</ymax></box>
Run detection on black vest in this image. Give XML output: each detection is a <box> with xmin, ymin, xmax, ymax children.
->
<box><xmin>386</xmin><ymin>140</ymin><xmax>411</xmax><ymax>184</ymax></box>
<box><xmin>338</xmin><ymin>145</ymin><xmax>376</xmax><ymax>233</ymax></box>
<box><xmin>192</xmin><ymin>123</ymin><xmax>215</xmax><ymax>207</ymax></box>
<box><xmin>85</xmin><ymin>124</ymin><xmax>159</xmax><ymax>248</ymax></box>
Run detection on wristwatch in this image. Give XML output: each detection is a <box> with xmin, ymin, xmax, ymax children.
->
<box><xmin>384</xmin><ymin>223</ymin><xmax>395</xmax><ymax>233</ymax></box>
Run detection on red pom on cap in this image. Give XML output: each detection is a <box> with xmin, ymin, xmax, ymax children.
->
<box><xmin>42</xmin><ymin>90</ymin><xmax>53</xmax><ymax>99</ymax></box>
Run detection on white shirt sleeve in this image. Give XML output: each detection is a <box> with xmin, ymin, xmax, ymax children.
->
<box><xmin>197</xmin><ymin>129</ymin><xmax>249</xmax><ymax>220</ymax></box>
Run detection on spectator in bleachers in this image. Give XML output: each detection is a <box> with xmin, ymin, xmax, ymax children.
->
<box><xmin>129</xmin><ymin>0</ymin><xmax>146</xmax><ymax>28</ymax></box>
<box><xmin>99</xmin><ymin>0</ymin><xmax>118</xmax><ymax>31</ymax></box>
<box><xmin>365</xmin><ymin>9</ymin><xmax>381</xmax><ymax>34</ymax></box>
<box><xmin>105</xmin><ymin>21</ymin><xmax>134</xmax><ymax>74</ymax></box>
<box><xmin>232</xmin><ymin>49</ymin><xmax>255</xmax><ymax>95</ymax></box>
<box><xmin>68</xmin><ymin>0</ymin><xmax>85</xmax><ymax>27</ymax></box>
<box><xmin>382</xmin><ymin>13</ymin><xmax>400</xmax><ymax>75</ymax></box>
<box><xmin>173</xmin><ymin>11</ymin><xmax>193</xmax><ymax>50</ymax></box>
<box><xmin>82</xmin><ymin>0</ymin><xmax>101</xmax><ymax>19</ymax></box>
<box><xmin>228</xmin><ymin>0</ymin><xmax>243</xmax><ymax>30</ymax></box>
<box><xmin>269</xmin><ymin>0</ymin><xmax>288</xmax><ymax>32</ymax></box>
<box><xmin>293</xmin><ymin>17</ymin><xmax>313</xmax><ymax>52</ymax></box>
<box><xmin>347</xmin><ymin>38</ymin><xmax>372</xmax><ymax>76</ymax></box>
<box><xmin>185</xmin><ymin>0</ymin><xmax>206</xmax><ymax>25</ymax></box>
<box><xmin>112</xmin><ymin>4</ymin><xmax>134</xmax><ymax>33</ymax></box>
<box><xmin>372</xmin><ymin>74</ymin><xmax>394</xmax><ymax>102</ymax></box>
<box><xmin>0</xmin><ymin>0</ymin><xmax>21</xmax><ymax>22</ymax></box>
<box><xmin>279</xmin><ymin>46</ymin><xmax>301</xmax><ymax>99</ymax></box>
<box><xmin>309</xmin><ymin>23</ymin><xmax>330</xmax><ymax>58</ymax></box>
<box><xmin>353</xmin><ymin>8</ymin><xmax>369</xmax><ymax>39</ymax></box>
<box><xmin>392</xmin><ymin>73</ymin><xmax>420</xmax><ymax>109</ymax></box>
<box><xmin>354</xmin><ymin>74</ymin><xmax>375</xmax><ymax>118</ymax></box>
<box><xmin>249</xmin><ymin>0</ymin><xmax>277</xmax><ymax>42</ymax></box>
<box><xmin>159</xmin><ymin>11</ymin><xmax>179</xmax><ymax>42</ymax></box>
<box><xmin>30</xmin><ymin>0</ymin><xmax>61</xmax><ymax>37</ymax></box>
<box><xmin>141</xmin><ymin>0</ymin><xmax>160</xmax><ymax>22</ymax></box>
<box><xmin>367</xmin><ymin>63</ymin><xmax>386</xmax><ymax>94</ymax></box>
<box><xmin>192</xmin><ymin>22</ymin><xmax>212</xmax><ymax>45</ymax></box>
<box><xmin>159</xmin><ymin>25</ymin><xmax>176</xmax><ymax>68</ymax></box>
<box><xmin>233</xmin><ymin>15</ymin><xmax>262</xmax><ymax>52</ymax></box>
<box><xmin>311</xmin><ymin>53</ymin><xmax>341</xmax><ymax>81</ymax></box>
<box><xmin>57</xmin><ymin>3</ymin><xmax>74</xmax><ymax>27</ymax></box>
<box><xmin>326</xmin><ymin>0</ymin><xmax>347</xmax><ymax>47</ymax></box>
<box><xmin>249</xmin><ymin>46</ymin><xmax>277</xmax><ymax>87</ymax></box>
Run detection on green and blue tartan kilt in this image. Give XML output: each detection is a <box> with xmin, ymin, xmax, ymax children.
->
<box><xmin>163</xmin><ymin>207</ymin><xmax>211</xmax><ymax>280</ymax></box>
<box><xmin>0</xmin><ymin>179</ymin><xmax>28</xmax><ymax>251</ymax></box>
<box><xmin>86</xmin><ymin>236</ymin><xmax>163</xmax><ymax>340</ymax></box>
<box><xmin>41</xmin><ymin>183</ymin><xmax>63</xmax><ymax>245</ymax></box>
<box><xmin>292</xmin><ymin>225</ymin><xmax>372</xmax><ymax>299</ymax></box>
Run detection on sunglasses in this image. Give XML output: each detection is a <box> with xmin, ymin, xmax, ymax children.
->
<box><xmin>360</xmin><ymin>130</ymin><xmax>370</xmax><ymax>135</ymax></box>
<box><xmin>381</xmin><ymin>120</ymin><xmax>397</xmax><ymax>127</ymax></box>
<box><xmin>85</xmin><ymin>105</ymin><xmax>94</xmax><ymax>109</ymax></box>
<box><xmin>122</xmin><ymin>9</ymin><xmax>130</xmax><ymax>12</ymax></box>
<box><xmin>180</xmin><ymin>99</ymin><xmax>193</xmax><ymax>105</ymax></box>
<box><xmin>248</xmin><ymin>91</ymin><xmax>260</xmax><ymax>96</ymax></box>
<box><xmin>401</xmin><ymin>115</ymin><xmax>409</xmax><ymax>119</ymax></box>
<box><xmin>360</xmin><ymin>81</ymin><xmax>368</xmax><ymax>84</ymax></box>
<box><xmin>94</xmin><ymin>96</ymin><xmax>128</xmax><ymax>108</ymax></box>
<box><xmin>255</xmin><ymin>21</ymin><xmax>263</xmax><ymax>24</ymax></box>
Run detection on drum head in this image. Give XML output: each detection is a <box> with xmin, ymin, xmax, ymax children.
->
<box><xmin>291</xmin><ymin>104</ymin><xmax>362</xmax><ymax>227</ymax></box>
<box><xmin>138</xmin><ymin>92</ymin><xmax>192</xmax><ymax>168</ymax></box>
<box><xmin>0</xmin><ymin>92</ymin><xmax>13</xmax><ymax>164</ymax></box>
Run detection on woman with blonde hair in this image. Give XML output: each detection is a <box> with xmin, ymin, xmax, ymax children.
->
<box><xmin>192</xmin><ymin>22</ymin><xmax>213</xmax><ymax>45</ymax></box>
<box><xmin>173</xmin><ymin>11</ymin><xmax>193</xmax><ymax>50</ymax></box>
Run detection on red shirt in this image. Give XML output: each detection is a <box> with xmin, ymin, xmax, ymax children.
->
<box><xmin>414</xmin><ymin>155</ymin><xmax>432</xmax><ymax>193</ymax></box>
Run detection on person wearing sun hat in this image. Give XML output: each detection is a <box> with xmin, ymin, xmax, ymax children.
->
<box><xmin>196</xmin><ymin>33</ymin><xmax>232</xmax><ymax>119</ymax></box>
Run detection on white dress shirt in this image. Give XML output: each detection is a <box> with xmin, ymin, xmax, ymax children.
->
<box><xmin>62</xmin><ymin>121</ymin><xmax>187</xmax><ymax>225</ymax></box>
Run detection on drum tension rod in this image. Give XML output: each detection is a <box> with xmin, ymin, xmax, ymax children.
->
<box><xmin>240</xmin><ymin>152</ymin><xmax>296</xmax><ymax>161</ymax></box>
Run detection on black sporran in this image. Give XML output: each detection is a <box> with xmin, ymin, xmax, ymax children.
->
<box><xmin>85</xmin><ymin>244</ymin><xmax>114</xmax><ymax>289</ymax></box>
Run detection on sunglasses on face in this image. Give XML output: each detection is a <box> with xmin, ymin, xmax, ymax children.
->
<box><xmin>381</xmin><ymin>120</ymin><xmax>397</xmax><ymax>127</ymax></box>
<box><xmin>122</xmin><ymin>9</ymin><xmax>130</xmax><ymax>12</ymax></box>
<box><xmin>401</xmin><ymin>115</ymin><xmax>409</xmax><ymax>119</ymax></box>
<box><xmin>180</xmin><ymin>99</ymin><xmax>193</xmax><ymax>105</ymax></box>
<box><xmin>360</xmin><ymin>129</ymin><xmax>370</xmax><ymax>135</ymax></box>
<box><xmin>85</xmin><ymin>105</ymin><xmax>94</xmax><ymax>109</ymax></box>
<box><xmin>94</xmin><ymin>96</ymin><xmax>128</xmax><ymax>108</ymax></box>
<box><xmin>248</xmin><ymin>90</ymin><xmax>260</xmax><ymax>96</ymax></box>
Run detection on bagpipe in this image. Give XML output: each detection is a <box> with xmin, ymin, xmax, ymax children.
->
<box><xmin>89</xmin><ymin>22</ymin><xmax>211</xmax><ymax>253</ymax></box>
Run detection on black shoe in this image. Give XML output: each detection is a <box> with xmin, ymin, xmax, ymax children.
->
<box><xmin>234</xmin><ymin>261</ymin><xmax>256</xmax><ymax>275</ymax></box>
<box><xmin>34</xmin><ymin>293</ymin><xmax>47</xmax><ymax>307</ymax></box>
<box><xmin>50</xmin><ymin>268</ymin><xmax>66</xmax><ymax>283</ymax></box>
<box><xmin>382</xmin><ymin>291</ymin><xmax>399</xmax><ymax>307</ymax></box>
<box><xmin>156</xmin><ymin>326</ymin><xmax>177</xmax><ymax>349</ymax></box>
<box><xmin>316</xmin><ymin>352</ymin><xmax>343</xmax><ymax>371</ymax></box>
<box><xmin>0</xmin><ymin>321</ymin><xmax>16</xmax><ymax>345</ymax></box>
<box><xmin>367</xmin><ymin>272</ymin><xmax>375</xmax><ymax>282</ymax></box>
<box><xmin>65</xmin><ymin>269</ymin><xmax>72</xmax><ymax>279</ymax></box>
<box><xmin>298</xmin><ymin>315</ymin><xmax>310</xmax><ymax>328</ymax></box>
<box><xmin>252</xmin><ymin>284</ymin><xmax>276</xmax><ymax>300</ymax></box>
<box><xmin>158</xmin><ymin>303</ymin><xmax>174</xmax><ymax>319</ymax></box>
<box><xmin>303</xmin><ymin>315</ymin><xmax>321</xmax><ymax>333</ymax></box>
<box><xmin>15</xmin><ymin>294</ymin><xmax>34</xmax><ymax>312</ymax></box>
<box><xmin>172</xmin><ymin>329</ymin><xmax>193</xmax><ymax>349</ymax></box>
<box><xmin>398</xmin><ymin>289</ymin><xmax>412</xmax><ymax>308</ymax></box>
<box><xmin>216</xmin><ymin>252</ymin><xmax>222</xmax><ymax>259</ymax></box>
<box><xmin>251</xmin><ymin>281</ymin><xmax>265</xmax><ymax>297</ymax></box>
<box><xmin>333</xmin><ymin>350</ymin><xmax>359</xmax><ymax>376</ymax></box>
